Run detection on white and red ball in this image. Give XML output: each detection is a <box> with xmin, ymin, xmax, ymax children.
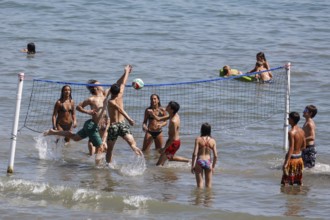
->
<box><xmin>132</xmin><ymin>78</ymin><xmax>144</xmax><ymax>90</ymax></box>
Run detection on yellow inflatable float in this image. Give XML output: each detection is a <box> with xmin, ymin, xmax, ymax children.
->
<box><xmin>219</xmin><ymin>68</ymin><xmax>255</xmax><ymax>82</ymax></box>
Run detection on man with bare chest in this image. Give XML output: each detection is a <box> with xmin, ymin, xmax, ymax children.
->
<box><xmin>281</xmin><ymin>112</ymin><xmax>306</xmax><ymax>186</ymax></box>
<box><xmin>302</xmin><ymin>105</ymin><xmax>318</xmax><ymax>168</ymax></box>
<box><xmin>44</xmin><ymin>80</ymin><xmax>108</xmax><ymax>165</ymax></box>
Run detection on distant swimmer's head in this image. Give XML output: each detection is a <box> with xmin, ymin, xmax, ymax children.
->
<box><xmin>222</xmin><ymin>65</ymin><xmax>230</xmax><ymax>75</ymax></box>
<box><xmin>256</xmin><ymin>51</ymin><xmax>266</xmax><ymax>61</ymax></box>
<box><xmin>27</xmin><ymin>42</ymin><xmax>36</xmax><ymax>54</ymax></box>
<box><xmin>110</xmin><ymin>83</ymin><xmax>120</xmax><ymax>95</ymax></box>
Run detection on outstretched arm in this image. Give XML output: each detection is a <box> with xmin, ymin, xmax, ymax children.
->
<box><xmin>118</xmin><ymin>65</ymin><xmax>132</xmax><ymax>97</ymax></box>
<box><xmin>117</xmin><ymin>65</ymin><xmax>132</xmax><ymax>85</ymax></box>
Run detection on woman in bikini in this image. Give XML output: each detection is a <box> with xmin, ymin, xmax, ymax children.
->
<box><xmin>52</xmin><ymin>85</ymin><xmax>77</xmax><ymax>144</ymax></box>
<box><xmin>191</xmin><ymin>123</ymin><xmax>218</xmax><ymax>188</ymax></box>
<box><xmin>141</xmin><ymin>94</ymin><xmax>167</xmax><ymax>152</ymax></box>
<box><xmin>250</xmin><ymin>52</ymin><xmax>272</xmax><ymax>72</ymax></box>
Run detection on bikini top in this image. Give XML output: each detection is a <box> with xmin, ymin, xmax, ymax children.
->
<box><xmin>59</xmin><ymin>102</ymin><xmax>73</xmax><ymax>113</ymax></box>
<box><xmin>201</xmin><ymin>136</ymin><xmax>211</xmax><ymax>149</ymax></box>
<box><xmin>148</xmin><ymin>108</ymin><xmax>164</xmax><ymax>120</ymax></box>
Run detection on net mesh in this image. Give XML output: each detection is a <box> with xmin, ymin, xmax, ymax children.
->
<box><xmin>23</xmin><ymin>66</ymin><xmax>286</xmax><ymax>138</ymax></box>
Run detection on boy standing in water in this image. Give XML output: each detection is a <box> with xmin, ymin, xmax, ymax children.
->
<box><xmin>149</xmin><ymin>101</ymin><xmax>190</xmax><ymax>166</ymax></box>
<box><xmin>105</xmin><ymin>65</ymin><xmax>143</xmax><ymax>164</ymax></box>
<box><xmin>302</xmin><ymin>105</ymin><xmax>318</xmax><ymax>168</ymax></box>
<box><xmin>281</xmin><ymin>112</ymin><xmax>306</xmax><ymax>186</ymax></box>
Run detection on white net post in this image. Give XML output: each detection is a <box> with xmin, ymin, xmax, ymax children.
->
<box><xmin>7</xmin><ymin>73</ymin><xmax>24</xmax><ymax>174</ymax></box>
<box><xmin>283</xmin><ymin>63</ymin><xmax>291</xmax><ymax>151</ymax></box>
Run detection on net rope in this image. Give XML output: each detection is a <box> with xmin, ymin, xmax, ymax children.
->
<box><xmin>23</xmin><ymin>66</ymin><xmax>286</xmax><ymax>138</ymax></box>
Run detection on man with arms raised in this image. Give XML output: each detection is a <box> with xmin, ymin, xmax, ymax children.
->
<box><xmin>106</xmin><ymin>65</ymin><xmax>143</xmax><ymax>164</ymax></box>
<box><xmin>281</xmin><ymin>112</ymin><xmax>306</xmax><ymax>186</ymax></box>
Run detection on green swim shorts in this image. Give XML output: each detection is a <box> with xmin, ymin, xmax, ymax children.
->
<box><xmin>77</xmin><ymin>119</ymin><xmax>102</xmax><ymax>147</ymax></box>
<box><xmin>107</xmin><ymin>121</ymin><xmax>132</xmax><ymax>141</ymax></box>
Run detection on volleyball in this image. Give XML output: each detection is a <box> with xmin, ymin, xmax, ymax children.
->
<box><xmin>132</xmin><ymin>78</ymin><xmax>144</xmax><ymax>90</ymax></box>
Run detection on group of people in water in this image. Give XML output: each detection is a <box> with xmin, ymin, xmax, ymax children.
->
<box><xmin>23</xmin><ymin>43</ymin><xmax>316</xmax><ymax>188</ymax></box>
<box><xmin>222</xmin><ymin>52</ymin><xmax>273</xmax><ymax>82</ymax></box>
<box><xmin>44</xmin><ymin>64</ymin><xmax>217</xmax><ymax>188</ymax></box>
<box><xmin>281</xmin><ymin>105</ymin><xmax>318</xmax><ymax>186</ymax></box>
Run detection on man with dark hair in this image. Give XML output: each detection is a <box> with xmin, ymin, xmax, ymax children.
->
<box><xmin>281</xmin><ymin>112</ymin><xmax>306</xmax><ymax>186</ymax></box>
<box><xmin>44</xmin><ymin>80</ymin><xmax>108</xmax><ymax>165</ymax></box>
<box><xmin>105</xmin><ymin>65</ymin><xmax>143</xmax><ymax>164</ymax></box>
<box><xmin>302</xmin><ymin>105</ymin><xmax>318</xmax><ymax>168</ymax></box>
<box><xmin>149</xmin><ymin>101</ymin><xmax>189</xmax><ymax>166</ymax></box>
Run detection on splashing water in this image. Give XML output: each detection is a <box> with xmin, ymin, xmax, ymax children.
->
<box><xmin>119</xmin><ymin>155</ymin><xmax>146</xmax><ymax>176</ymax></box>
<box><xmin>34</xmin><ymin>134</ymin><xmax>63</xmax><ymax>161</ymax></box>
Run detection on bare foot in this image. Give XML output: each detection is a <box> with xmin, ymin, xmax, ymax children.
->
<box><xmin>43</xmin><ymin>129</ymin><xmax>56</xmax><ymax>136</ymax></box>
<box><xmin>134</xmin><ymin>148</ymin><xmax>143</xmax><ymax>156</ymax></box>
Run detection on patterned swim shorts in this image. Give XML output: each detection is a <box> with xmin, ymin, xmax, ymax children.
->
<box><xmin>107</xmin><ymin>121</ymin><xmax>132</xmax><ymax>141</ymax></box>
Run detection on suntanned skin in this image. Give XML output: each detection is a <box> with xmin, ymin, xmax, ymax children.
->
<box><xmin>105</xmin><ymin>65</ymin><xmax>143</xmax><ymax>163</ymax></box>
<box><xmin>282</xmin><ymin>117</ymin><xmax>306</xmax><ymax>185</ymax></box>
<box><xmin>191</xmin><ymin>135</ymin><xmax>218</xmax><ymax>188</ymax></box>
<box><xmin>141</xmin><ymin>95</ymin><xmax>167</xmax><ymax>152</ymax></box>
<box><xmin>149</xmin><ymin>103</ymin><xmax>189</xmax><ymax>166</ymax></box>
<box><xmin>52</xmin><ymin>85</ymin><xmax>77</xmax><ymax>143</ymax></box>
<box><xmin>302</xmin><ymin>110</ymin><xmax>316</xmax><ymax>146</ymax></box>
<box><xmin>45</xmin><ymin>82</ymin><xmax>108</xmax><ymax>165</ymax></box>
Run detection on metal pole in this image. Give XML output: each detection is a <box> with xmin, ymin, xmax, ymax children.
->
<box><xmin>7</xmin><ymin>73</ymin><xmax>24</xmax><ymax>174</ymax></box>
<box><xmin>283</xmin><ymin>63</ymin><xmax>290</xmax><ymax>151</ymax></box>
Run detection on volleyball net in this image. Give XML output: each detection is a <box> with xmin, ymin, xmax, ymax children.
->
<box><xmin>22</xmin><ymin>66</ymin><xmax>287</xmax><ymax>138</ymax></box>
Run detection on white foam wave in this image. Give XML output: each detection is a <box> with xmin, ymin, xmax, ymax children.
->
<box><xmin>123</xmin><ymin>195</ymin><xmax>151</xmax><ymax>208</ymax></box>
<box><xmin>307</xmin><ymin>163</ymin><xmax>330</xmax><ymax>173</ymax></box>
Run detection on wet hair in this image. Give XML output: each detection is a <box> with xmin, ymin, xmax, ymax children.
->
<box><xmin>222</xmin><ymin>65</ymin><xmax>230</xmax><ymax>75</ymax></box>
<box><xmin>86</xmin><ymin>79</ymin><xmax>98</xmax><ymax>95</ymax></box>
<box><xmin>60</xmin><ymin>85</ymin><xmax>72</xmax><ymax>101</ymax></box>
<box><xmin>305</xmin><ymin>105</ymin><xmax>318</xmax><ymax>118</ymax></box>
<box><xmin>256</xmin><ymin>52</ymin><xmax>266</xmax><ymax>61</ymax></box>
<box><xmin>256</xmin><ymin>61</ymin><xmax>263</xmax><ymax>67</ymax></box>
<box><xmin>289</xmin><ymin>112</ymin><xmax>300</xmax><ymax>125</ymax></box>
<box><xmin>149</xmin><ymin>94</ymin><xmax>161</xmax><ymax>108</ymax></box>
<box><xmin>168</xmin><ymin>101</ymin><xmax>180</xmax><ymax>114</ymax></box>
<box><xmin>200</xmin><ymin>123</ymin><xmax>211</xmax><ymax>136</ymax></box>
<box><xmin>110</xmin><ymin>83</ymin><xmax>120</xmax><ymax>95</ymax></box>
<box><xmin>27</xmin><ymin>42</ymin><xmax>36</xmax><ymax>54</ymax></box>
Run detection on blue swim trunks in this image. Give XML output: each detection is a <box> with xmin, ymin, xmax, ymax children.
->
<box><xmin>302</xmin><ymin>145</ymin><xmax>317</xmax><ymax>168</ymax></box>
